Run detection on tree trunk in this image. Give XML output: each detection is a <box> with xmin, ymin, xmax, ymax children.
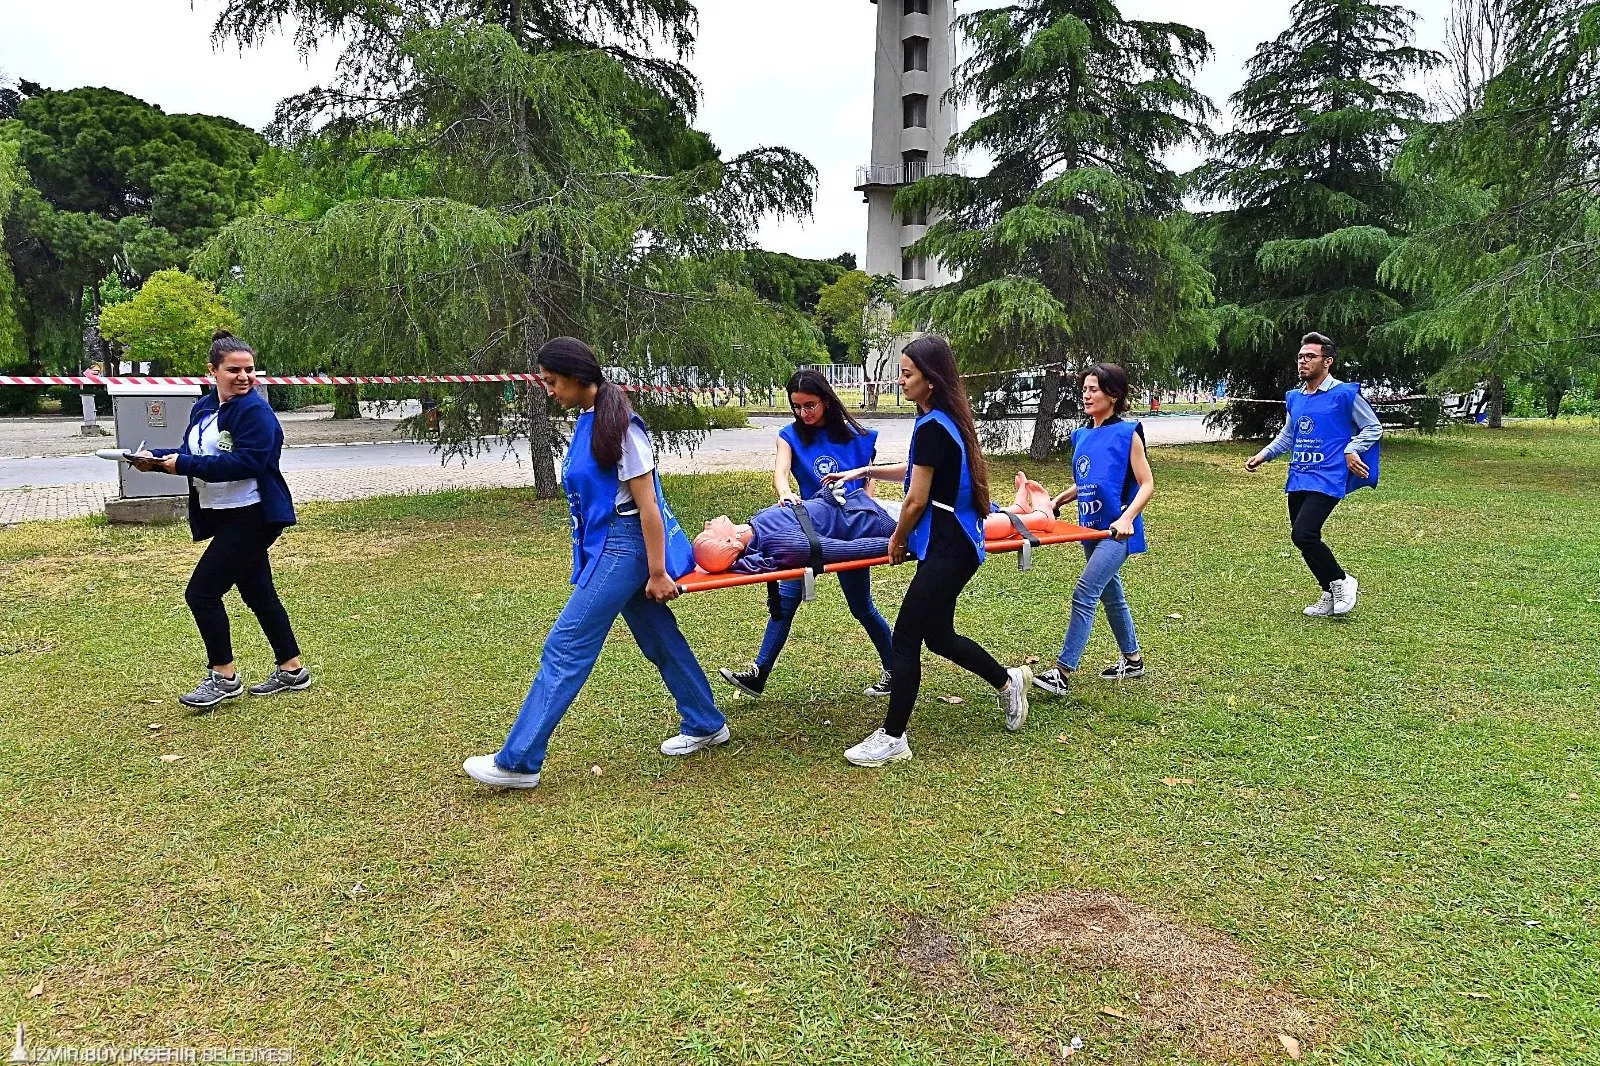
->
<box><xmin>1544</xmin><ymin>382</ymin><xmax>1565</xmax><ymax>419</ymax></box>
<box><xmin>1028</xmin><ymin>367</ymin><xmax>1065</xmax><ymax>462</ymax></box>
<box><xmin>1485</xmin><ymin>373</ymin><xmax>1505</xmax><ymax>428</ymax></box>
<box><xmin>332</xmin><ymin>383</ymin><xmax>360</xmax><ymax>419</ymax></box>
<box><xmin>527</xmin><ymin>384</ymin><xmax>560</xmax><ymax>499</ymax></box>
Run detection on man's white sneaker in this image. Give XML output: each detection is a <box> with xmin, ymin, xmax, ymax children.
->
<box><xmin>1331</xmin><ymin>573</ymin><xmax>1358</xmax><ymax>615</ymax></box>
<box><xmin>660</xmin><ymin>723</ymin><xmax>730</xmax><ymax>756</ymax></box>
<box><xmin>1000</xmin><ymin>666</ymin><xmax>1032</xmax><ymax>732</ymax></box>
<box><xmin>844</xmin><ymin>728</ymin><xmax>912</xmax><ymax>767</ymax></box>
<box><xmin>1303</xmin><ymin>590</ymin><xmax>1335</xmax><ymax>617</ymax></box>
<box><xmin>462</xmin><ymin>755</ymin><xmax>541</xmax><ymax>789</ymax></box>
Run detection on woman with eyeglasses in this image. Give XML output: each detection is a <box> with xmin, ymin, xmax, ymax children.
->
<box><xmin>716</xmin><ymin>368</ymin><xmax>897</xmax><ymax>699</ymax></box>
<box><xmin>129</xmin><ymin>330</ymin><xmax>311</xmax><ymax>709</ymax></box>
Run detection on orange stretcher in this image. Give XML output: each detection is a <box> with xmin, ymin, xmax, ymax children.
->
<box><xmin>677</xmin><ymin>517</ymin><xmax>1111</xmax><ymax>599</ymax></box>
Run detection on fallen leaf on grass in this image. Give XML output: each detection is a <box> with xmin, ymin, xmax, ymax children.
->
<box><xmin>158</xmin><ymin>754</ymin><xmax>185</xmax><ymax>763</ymax></box>
<box><xmin>1052</xmin><ymin>808</ymin><xmax>1066</xmax><ymax>816</ymax></box>
<box><xmin>1166</xmin><ymin>613</ymin><xmax>1183</xmax><ymax>620</ymax></box>
<box><xmin>1056</xmin><ymin>734</ymin><xmax>1070</xmax><ymax>744</ymax></box>
<box><xmin>1568</xmin><ymin>792</ymin><xmax>1580</xmax><ymax>800</ymax></box>
<box><xmin>27</xmin><ymin>981</ymin><xmax>43</xmax><ymax>999</ymax></box>
<box><xmin>1098</xmin><ymin>1006</ymin><xmax>1126</xmax><ymax>1020</ymax></box>
<box><xmin>1278</xmin><ymin>1033</ymin><xmax>1302</xmax><ymax>1060</ymax></box>
<box><xmin>1161</xmin><ymin>776</ymin><xmax>1194</xmax><ymax>786</ymax></box>
<box><xmin>590</xmin><ymin>765</ymin><xmax>603</xmax><ymax>777</ymax></box>
<box><xmin>1025</xmin><ymin>655</ymin><xmax>1040</xmax><ymax>665</ymax></box>
<box><xmin>147</xmin><ymin>723</ymin><xmax>163</xmax><ymax>732</ymax></box>
<box><xmin>936</xmin><ymin>695</ymin><xmax>964</xmax><ymax>704</ymax></box>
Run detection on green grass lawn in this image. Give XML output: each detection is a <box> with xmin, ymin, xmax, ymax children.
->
<box><xmin>2</xmin><ymin>423</ymin><xmax>1597</xmax><ymax>1065</ymax></box>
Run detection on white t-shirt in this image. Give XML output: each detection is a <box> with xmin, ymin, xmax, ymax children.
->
<box><xmin>614</xmin><ymin>422</ymin><xmax>656</xmax><ymax>507</ymax></box>
<box><xmin>187</xmin><ymin>411</ymin><xmax>261</xmax><ymax>510</ymax></box>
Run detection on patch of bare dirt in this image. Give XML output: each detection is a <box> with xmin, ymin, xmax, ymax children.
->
<box><xmin>896</xmin><ymin>916</ymin><xmax>964</xmax><ymax>986</ymax></box>
<box><xmin>990</xmin><ymin>890</ymin><xmax>1323</xmax><ymax>1063</ymax></box>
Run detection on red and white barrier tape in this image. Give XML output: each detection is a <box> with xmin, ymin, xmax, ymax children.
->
<box><xmin>0</xmin><ymin>372</ymin><xmax>704</xmax><ymax>395</ymax></box>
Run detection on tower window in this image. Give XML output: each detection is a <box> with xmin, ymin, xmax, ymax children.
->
<box><xmin>903</xmin><ymin>37</ymin><xmax>929</xmax><ymax>72</ymax></box>
<box><xmin>902</xmin><ymin>150</ymin><xmax>928</xmax><ymax>182</ymax></box>
<box><xmin>903</xmin><ymin>203</ymin><xmax>928</xmax><ymax>226</ymax></box>
<box><xmin>902</xmin><ymin>94</ymin><xmax>928</xmax><ymax>129</ymax></box>
<box><xmin>903</xmin><ymin>0</ymin><xmax>929</xmax><ymax>13</ymax></box>
<box><xmin>901</xmin><ymin>255</ymin><xmax>927</xmax><ymax>282</ymax></box>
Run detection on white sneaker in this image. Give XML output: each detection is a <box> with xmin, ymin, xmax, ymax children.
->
<box><xmin>1303</xmin><ymin>590</ymin><xmax>1335</xmax><ymax>617</ymax></box>
<box><xmin>1331</xmin><ymin>573</ymin><xmax>1359</xmax><ymax>615</ymax></box>
<box><xmin>660</xmin><ymin>723</ymin><xmax>730</xmax><ymax>756</ymax></box>
<box><xmin>844</xmin><ymin>728</ymin><xmax>912</xmax><ymax>767</ymax></box>
<box><xmin>462</xmin><ymin>755</ymin><xmax>541</xmax><ymax>789</ymax></box>
<box><xmin>999</xmin><ymin>666</ymin><xmax>1032</xmax><ymax>732</ymax></box>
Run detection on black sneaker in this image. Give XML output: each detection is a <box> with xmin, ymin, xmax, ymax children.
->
<box><xmin>1098</xmin><ymin>656</ymin><xmax>1145</xmax><ymax>680</ymax></box>
<box><xmin>862</xmin><ymin>669</ymin><xmax>893</xmax><ymax>697</ymax></box>
<box><xmin>178</xmin><ymin>670</ymin><xmax>244</xmax><ymax>709</ymax></box>
<box><xmin>249</xmin><ymin>666</ymin><xmax>313</xmax><ymax>696</ymax></box>
<box><xmin>1031</xmin><ymin>665</ymin><xmax>1071</xmax><ymax>697</ymax></box>
<box><xmin>718</xmin><ymin>664</ymin><xmax>767</xmax><ymax>697</ymax></box>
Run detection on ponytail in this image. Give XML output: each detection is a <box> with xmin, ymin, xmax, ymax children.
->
<box><xmin>536</xmin><ymin>336</ymin><xmax>635</xmax><ymax>468</ymax></box>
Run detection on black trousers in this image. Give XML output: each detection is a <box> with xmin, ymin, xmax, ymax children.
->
<box><xmin>185</xmin><ymin>504</ymin><xmax>301</xmax><ymax>669</ymax></box>
<box><xmin>884</xmin><ymin>549</ymin><xmax>1009</xmax><ymax>737</ymax></box>
<box><xmin>1287</xmin><ymin>490</ymin><xmax>1347</xmax><ymax>590</ymax></box>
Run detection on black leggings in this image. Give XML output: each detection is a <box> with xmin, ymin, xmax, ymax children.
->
<box><xmin>1287</xmin><ymin>490</ymin><xmax>1347</xmax><ymax>590</ymax></box>
<box><xmin>884</xmin><ymin>549</ymin><xmax>1009</xmax><ymax>737</ymax></box>
<box><xmin>185</xmin><ymin>504</ymin><xmax>301</xmax><ymax>669</ymax></box>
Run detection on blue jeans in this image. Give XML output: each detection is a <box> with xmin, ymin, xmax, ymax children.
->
<box><xmin>497</xmin><ymin>514</ymin><xmax>724</xmax><ymax>774</ymax></box>
<box><xmin>1057</xmin><ymin>538</ymin><xmax>1141</xmax><ymax>670</ymax></box>
<box><xmin>754</xmin><ymin>569</ymin><xmax>894</xmax><ymax>672</ymax></box>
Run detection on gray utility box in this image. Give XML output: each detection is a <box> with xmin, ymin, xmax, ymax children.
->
<box><xmin>109</xmin><ymin>382</ymin><xmax>203</xmax><ymax>499</ymax></box>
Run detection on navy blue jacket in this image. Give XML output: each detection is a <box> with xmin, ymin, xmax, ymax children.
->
<box><xmin>155</xmin><ymin>388</ymin><xmax>296</xmax><ymax>541</ymax></box>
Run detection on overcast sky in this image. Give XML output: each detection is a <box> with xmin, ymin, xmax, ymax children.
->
<box><xmin>1</xmin><ymin>0</ymin><xmax>1451</xmax><ymax>262</ymax></box>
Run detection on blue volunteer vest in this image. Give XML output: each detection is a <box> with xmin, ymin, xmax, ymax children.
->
<box><xmin>1284</xmin><ymin>383</ymin><xmax>1381</xmax><ymax>499</ymax></box>
<box><xmin>563</xmin><ymin>411</ymin><xmax>696</xmax><ymax>586</ymax></box>
<box><xmin>779</xmin><ymin>422</ymin><xmax>878</xmax><ymax>498</ymax></box>
<box><xmin>904</xmin><ymin>408</ymin><xmax>986</xmax><ymax>563</ymax></box>
<box><xmin>1070</xmin><ymin>419</ymin><xmax>1147</xmax><ymax>555</ymax></box>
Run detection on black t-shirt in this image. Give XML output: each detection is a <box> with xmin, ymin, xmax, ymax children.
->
<box><xmin>910</xmin><ymin>419</ymin><xmax>974</xmax><ymax>560</ymax></box>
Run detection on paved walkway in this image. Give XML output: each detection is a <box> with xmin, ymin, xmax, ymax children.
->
<box><xmin>0</xmin><ymin>414</ymin><xmax>1222</xmax><ymax>525</ymax></box>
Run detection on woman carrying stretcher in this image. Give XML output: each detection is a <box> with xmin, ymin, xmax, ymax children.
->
<box><xmin>1032</xmin><ymin>363</ymin><xmax>1152</xmax><ymax>697</ymax></box>
<box><xmin>823</xmin><ymin>335</ymin><xmax>1033</xmax><ymax>768</ymax></box>
<box><xmin>718</xmin><ymin>369</ymin><xmax>896</xmax><ymax>699</ymax></box>
<box><xmin>462</xmin><ymin>338</ymin><xmax>728</xmax><ymax>790</ymax></box>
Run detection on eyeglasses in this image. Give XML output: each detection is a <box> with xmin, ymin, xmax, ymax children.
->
<box><xmin>791</xmin><ymin>401</ymin><xmax>822</xmax><ymax>414</ymax></box>
<box><xmin>1297</xmin><ymin>353</ymin><xmax>1328</xmax><ymax>362</ymax></box>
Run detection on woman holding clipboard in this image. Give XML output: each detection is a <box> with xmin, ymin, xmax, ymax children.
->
<box><xmin>130</xmin><ymin>331</ymin><xmax>310</xmax><ymax>708</ymax></box>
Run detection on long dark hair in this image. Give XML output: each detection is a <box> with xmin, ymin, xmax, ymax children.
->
<box><xmin>209</xmin><ymin>330</ymin><xmax>254</xmax><ymax>367</ymax></box>
<box><xmin>1083</xmin><ymin>362</ymin><xmax>1131</xmax><ymax>416</ymax></box>
<box><xmin>902</xmin><ymin>334</ymin><xmax>991</xmax><ymax>514</ymax></box>
<box><xmin>536</xmin><ymin>337</ymin><xmax>634</xmax><ymax>468</ymax></box>
<box><xmin>787</xmin><ymin>368</ymin><xmax>868</xmax><ymax>447</ymax></box>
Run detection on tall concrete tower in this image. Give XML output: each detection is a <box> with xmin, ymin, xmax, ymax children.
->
<box><xmin>856</xmin><ymin>0</ymin><xmax>959</xmax><ymax>293</ymax></box>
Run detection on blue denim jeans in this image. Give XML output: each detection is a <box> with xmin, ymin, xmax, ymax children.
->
<box><xmin>1057</xmin><ymin>538</ymin><xmax>1141</xmax><ymax>670</ymax></box>
<box><xmin>497</xmin><ymin>514</ymin><xmax>724</xmax><ymax>774</ymax></box>
<box><xmin>754</xmin><ymin>569</ymin><xmax>894</xmax><ymax>673</ymax></box>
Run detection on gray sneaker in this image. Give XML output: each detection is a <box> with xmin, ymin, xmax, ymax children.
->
<box><xmin>179</xmin><ymin>670</ymin><xmax>244</xmax><ymax>709</ymax></box>
<box><xmin>1000</xmin><ymin>666</ymin><xmax>1032</xmax><ymax>732</ymax></box>
<box><xmin>249</xmin><ymin>667</ymin><xmax>313</xmax><ymax>696</ymax></box>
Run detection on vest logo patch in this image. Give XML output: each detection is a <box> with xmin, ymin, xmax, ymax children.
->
<box><xmin>1297</xmin><ymin>415</ymin><xmax>1315</xmax><ymax>433</ymax></box>
<box><xmin>814</xmin><ymin>455</ymin><xmax>839</xmax><ymax>478</ymax></box>
<box><xmin>1076</xmin><ymin>455</ymin><xmax>1092</xmax><ymax>478</ymax></box>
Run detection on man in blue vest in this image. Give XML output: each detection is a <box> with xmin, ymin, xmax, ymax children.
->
<box><xmin>1245</xmin><ymin>332</ymin><xmax>1383</xmax><ymax>617</ymax></box>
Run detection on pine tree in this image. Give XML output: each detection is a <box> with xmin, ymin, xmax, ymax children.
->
<box><xmin>901</xmin><ymin>0</ymin><xmax>1215</xmax><ymax>460</ymax></box>
<box><xmin>201</xmin><ymin>3</ymin><xmax>818</xmax><ymax>495</ymax></box>
<box><xmin>1191</xmin><ymin>0</ymin><xmax>1439</xmax><ymax>437</ymax></box>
